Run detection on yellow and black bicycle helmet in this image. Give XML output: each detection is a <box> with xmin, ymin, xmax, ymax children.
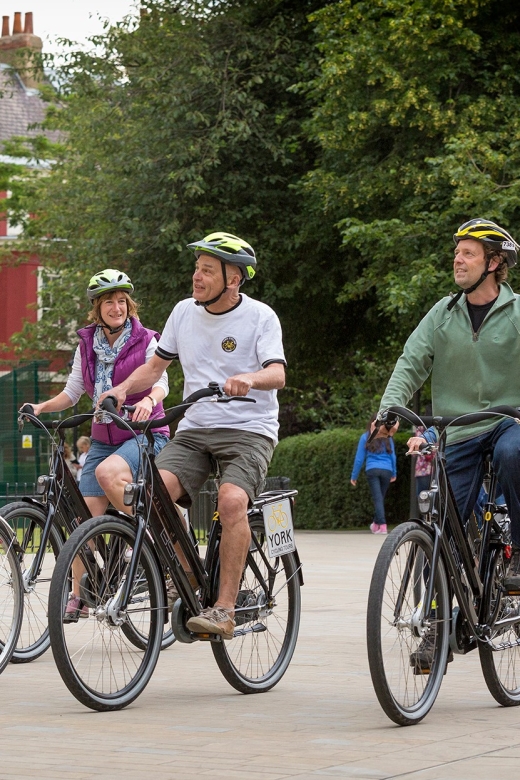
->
<box><xmin>447</xmin><ymin>218</ymin><xmax>519</xmax><ymax>310</ymax></box>
<box><xmin>453</xmin><ymin>218</ymin><xmax>519</xmax><ymax>267</ymax></box>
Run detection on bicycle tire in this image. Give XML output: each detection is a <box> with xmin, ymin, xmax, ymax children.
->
<box><xmin>121</xmin><ymin>565</ymin><xmax>176</xmax><ymax>651</ymax></box>
<box><xmin>211</xmin><ymin>515</ymin><xmax>301</xmax><ymax>693</ymax></box>
<box><xmin>48</xmin><ymin>515</ymin><xmax>164</xmax><ymax>711</ymax></box>
<box><xmin>367</xmin><ymin>522</ymin><xmax>450</xmax><ymax>726</ymax></box>
<box><xmin>1</xmin><ymin>502</ymin><xmax>64</xmax><ymax>663</ymax></box>
<box><xmin>0</xmin><ymin>518</ymin><xmax>24</xmax><ymax>673</ymax></box>
<box><xmin>479</xmin><ymin>547</ymin><xmax>520</xmax><ymax>706</ymax></box>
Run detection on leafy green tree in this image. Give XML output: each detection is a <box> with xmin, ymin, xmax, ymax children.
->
<box><xmin>4</xmin><ymin>0</ymin><xmax>377</xmax><ymax>434</ymax></box>
<box><xmin>4</xmin><ymin>1</ymin><xmax>341</xmax><ymax>398</ymax></box>
<box><xmin>305</xmin><ymin>0</ymin><xmax>520</xmax><ymax>345</ymax></box>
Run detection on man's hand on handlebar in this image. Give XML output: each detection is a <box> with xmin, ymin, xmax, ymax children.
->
<box><xmin>372</xmin><ymin>419</ymin><xmax>400</xmax><ymax>439</ymax></box>
<box><xmin>223</xmin><ymin>374</ymin><xmax>253</xmax><ymax>397</ymax></box>
<box><xmin>406</xmin><ymin>436</ymin><xmax>427</xmax><ymax>455</ymax></box>
<box><xmin>98</xmin><ymin>387</ymin><xmax>127</xmax><ymax>411</ymax></box>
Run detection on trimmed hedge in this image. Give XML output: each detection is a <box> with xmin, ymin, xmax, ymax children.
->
<box><xmin>269</xmin><ymin>428</ymin><xmax>413</xmax><ymax>529</ymax></box>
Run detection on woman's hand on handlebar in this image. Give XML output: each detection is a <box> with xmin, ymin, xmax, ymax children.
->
<box><xmin>20</xmin><ymin>402</ymin><xmax>43</xmax><ymax>416</ymax></box>
<box><xmin>130</xmin><ymin>396</ymin><xmax>154</xmax><ymax>422</ymax></box>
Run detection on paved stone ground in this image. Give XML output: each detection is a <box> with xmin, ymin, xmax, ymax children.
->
<box><xmin>1</xmin><ymin>530</ymin><xmax>520</xmax><ymax>780</ymax></box>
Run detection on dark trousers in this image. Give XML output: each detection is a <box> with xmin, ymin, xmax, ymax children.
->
<box><xmin>445</xmin><ymin>418</ymin><xmax>520</xmax><ymax>547</ymax></box>
<box><xmin>366</xmin><ymin>468</ymin><xmax>393</xmax><ymax>525</ymax></box>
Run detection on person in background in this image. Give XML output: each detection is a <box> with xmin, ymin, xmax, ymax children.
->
<box><xmin>75</xmin><ymin>435</ymin><xmax>91</xmax><ymax>482</ymax></box>
<box><xmin>350</xmin><ymin>413</ymin><xmax>397</xmax><ymax>535</ymax></box>
<box><xmin>63</xmin><ymin>442</ymin><xmax>79</xmax><ymax>481</ymax></box>
<box><xmin>414</xmin><ymin>404</ymin><xmax>433</xmax><ymax>496</ymax></box>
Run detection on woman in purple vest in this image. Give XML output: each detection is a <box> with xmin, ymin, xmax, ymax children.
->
<box><xmin>27</xmin><ymin>269</ymin><xmax>170</xmax><ymax>619</ymax></box>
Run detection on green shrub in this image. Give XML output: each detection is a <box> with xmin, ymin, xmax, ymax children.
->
<box><xmin>269</xmin><ymin>428</ymin><xmax>413</xmax><ymax>529</ymax></box>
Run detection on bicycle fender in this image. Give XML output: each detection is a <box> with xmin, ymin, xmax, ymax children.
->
<box><xmin>0</xmin><ymin>513</ymin><xmax>23</xmax><ymax>555</ymax></box>
<box><xmin>7</xmin><ymin>496</ymin><xmax>47</xmax><ymax>512</ymax></box>
<box><xmin>291</xmin><ymin>547</ymin><xmax>304</xmax><ymax>587</ymax></box>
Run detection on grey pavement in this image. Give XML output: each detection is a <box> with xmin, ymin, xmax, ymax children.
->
<box><xmin>1</xmin><ymin>530</ymin><xmax>520</xmax><ymax>780</ymax></box>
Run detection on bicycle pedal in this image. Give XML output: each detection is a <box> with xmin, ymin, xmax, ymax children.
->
<box><xmin>412</xmin><ymin>666</ymin><xmax>430</xmax><ymax>676</ymax></box>
<box><xmin>191</xmin><ymin>631</ymin><xmax>222</xmax><ymax>643</ymax></box>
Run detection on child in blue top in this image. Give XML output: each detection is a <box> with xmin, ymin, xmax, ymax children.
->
<box><xmin>350</xmin><ymin>413</ymin><xmax>397</xmax><ymax>534</ymax></box>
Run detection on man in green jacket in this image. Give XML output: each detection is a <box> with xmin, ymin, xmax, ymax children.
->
<box><xmin>378</xmin><ymin>219</ymin><xmax>520</xmax><ymax>596</ymax></box>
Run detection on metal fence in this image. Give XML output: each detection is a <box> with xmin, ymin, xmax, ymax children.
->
<box><xmin>0</xmin><ymin>361</ymin><xmax>54</xmax><ymax>493</ymax></box>
<box><xmin>0</xmin><ymin>475</ymin><xmax>291</xmax><ymax>539</ymax></box>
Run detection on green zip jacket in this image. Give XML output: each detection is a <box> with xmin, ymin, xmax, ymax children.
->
<box><xmin>379</xmin><ymin>283</ymin><xmax>520</xmax><ymax>444</ymax></box>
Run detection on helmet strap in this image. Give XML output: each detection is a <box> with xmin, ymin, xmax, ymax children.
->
<box><xmin>100</xmin><ymin>316</ymin><xmax>128</xmax><ymax>335</ymax></box>
<box><xmin>447</xmin><ymin>269</ymin><xmax>491</xmax><ymax>311</ymax></box>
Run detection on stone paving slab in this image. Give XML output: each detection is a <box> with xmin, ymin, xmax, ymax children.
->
<box><xmin>1</xmin><ymin>530</ymin><xmax>520</xmax><ymax>779</ymax></box>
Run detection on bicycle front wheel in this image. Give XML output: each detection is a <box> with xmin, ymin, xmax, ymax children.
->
<box><xmin>121</xmin><ymin>565</ymin><xmax>176</xmax><ymax>651</ymax></box>
<box><xmin>48</xmin><ymin>515</ymin><xmax>164</xmax><ymax>711</ymax></box>
<box><xmin>367</xmin><ymin>522</ymin><xmax>450</xmax><ymax>726</ymax></box>
<box><xmin>1</xmin><ymin>502</ymin><xmax>64</xmax><ymax>663</ymax></box>
<box><xmin>0</xmin><ymin>518</ymin><xmax>23</xmax><ymax>673</ymax></box>
<box><xmin>479</xmin><ymin>547</ymin><xmax>520</xmax><ymax>706</ymax></box>
<box><xmin>211</xmin><ymin>515</ymin><xmax>301</xmax><ymax>693</ymax></box>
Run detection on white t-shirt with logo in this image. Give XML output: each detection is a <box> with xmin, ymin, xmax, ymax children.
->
<box><xmin>156</xmin><ymin>294</ymin><xmax>286</xmax><ymax>443</ymax></box>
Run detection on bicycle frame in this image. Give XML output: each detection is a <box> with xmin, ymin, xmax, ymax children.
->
<box><xmin>16</xmin><ymin>410</ymin><xmax>93</xmax><ymax>590</ymax></box>
<box><xmin>105</xmin><ymin>437</ymin><xmax>301</xmax><ymax>634</ymax></box>
<box><xmin>385</xmin><ymin>405</ymin><xmax>520</xmax><ymax>653</ymax></box>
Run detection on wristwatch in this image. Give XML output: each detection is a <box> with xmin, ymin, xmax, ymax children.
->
<box><xmin>146</xmin><ymin>395</ymin><xmax>157</xmax><ymax>408</ymax></box>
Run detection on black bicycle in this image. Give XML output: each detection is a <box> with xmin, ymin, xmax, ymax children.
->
<box><xmin>367</xmin><ymin>404</ymin><xmax>520</xmax><ymax>725</ymax></box>
<box><xmin>1</xmin><ymin>407</ymin><xmax>94</xmax><ymax>662</ymax></box>
<box><xmin>48</xmin><ymin>384</ymin><xmax>303</xmax><ymax>711</ymax></box>
<box><xmin>4</xmin><ymin>405</ymin><xmax>176</xmax><ymax>663</ymax></box>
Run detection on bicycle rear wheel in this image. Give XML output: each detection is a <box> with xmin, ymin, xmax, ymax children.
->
<box><xmin>479</xmin><ymin>547</ymin><xmax>520</xmax><ymax>706</ymax></box>
<box><xmin>48</xmin><ymin>515</ymin><xmax>164</xmax><ymax>711</ymax></box>
<box><xmin>367</xmin><ymin>522</ymin><xmax>450</xmax><ymax>726</ymax></box>
<box><xmin>211</xmin><ymin>515</ymin><xmax>301</xmax><ymax>693</ymax></box>
<box><xmin>1</xmin><ymin>502</ymin><xmax>64</xmax><ymax>663</ymax></box>
<box><xmin>0</xmin><ymin>518</ymin><xmax>23</xmax><ymax>673</ymax></box>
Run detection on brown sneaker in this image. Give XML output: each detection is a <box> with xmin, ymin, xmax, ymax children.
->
<box><xmin>186</xmin><ymin>607</ymin><xmax>235</xmax><ymax>640</ymax></box>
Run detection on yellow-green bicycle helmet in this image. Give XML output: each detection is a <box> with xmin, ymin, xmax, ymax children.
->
<box><xmin>87</xmin><ymin>269</ymin><xmax>134</xmax><ymax>301</ymax></box>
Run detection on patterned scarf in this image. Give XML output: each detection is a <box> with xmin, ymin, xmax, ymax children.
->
<box><xmin>92</xmin><ymin>319</ymin><xmax>132</xmax><ymax>422</ymax></box>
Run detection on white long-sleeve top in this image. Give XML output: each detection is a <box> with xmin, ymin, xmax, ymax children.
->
<box><xmin>62</xmin><ymin>337</ymin><xmax>169</xmax><ymax>405</ymax></box>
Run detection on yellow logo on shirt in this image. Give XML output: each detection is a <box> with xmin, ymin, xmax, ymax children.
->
<box><xmin>222</xmin><ymin>336</ymin><xmax>237</xmax><ymax>353</ymax></box>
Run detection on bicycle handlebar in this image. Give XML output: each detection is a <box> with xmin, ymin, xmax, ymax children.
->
<box><xmin>100</xmin><ymin>383</ymin><xmax>256</xmax><ymax>432</ymax></box>
<box><xmin>18</xmin><ymin>404</ymin><xmax>94</xmax><ymax>431</ymax></box>
<box><xmin>381</xmin><ymin>404</ymin><xmax>520</xmax><ymax>431</ymax></box>
<box><xmin>18</xmin><ymin>383</ymin><xmax>256</xmax><ymax>435</ymax></box>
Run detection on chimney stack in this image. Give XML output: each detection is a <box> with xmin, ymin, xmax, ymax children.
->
<box><xmin>24</xmin><ymin>12</ymin><xmax>34</xmax><ymax>35</ymax></box>
<box><xmin>0</xmin><ymin>12</ymin><xmax>43</xmax><ymax>89</ymax></box>
<box><xmin>12</xmin><ymin>12</ymin><xmax>22</xmax><ymax>34</ymax></box>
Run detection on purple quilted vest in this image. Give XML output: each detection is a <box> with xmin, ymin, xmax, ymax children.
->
<box><xmin>77</xmin><ymin>317</ymin><xmax>170</xmax><ymax>445</ymax></box>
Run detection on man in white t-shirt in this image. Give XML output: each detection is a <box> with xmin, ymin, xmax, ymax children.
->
<box><xmin>103</xmin><ymin>232</ymin><xmax>286</xmax><ymax>640</ymax></box>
